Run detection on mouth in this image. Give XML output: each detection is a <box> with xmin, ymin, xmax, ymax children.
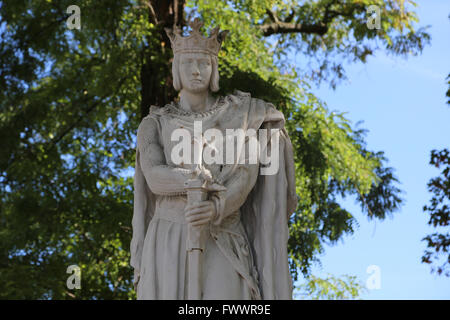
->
<box><xmin>191</xmin><ymin>79</ymin><xmax>202</xmax><ymax>83</ymax></box>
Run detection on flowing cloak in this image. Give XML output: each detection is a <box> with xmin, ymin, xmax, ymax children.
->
<box><xmin>130</xmin><ymin>90</ymin><xmax>298</xmax><ymax>299</ymax></box>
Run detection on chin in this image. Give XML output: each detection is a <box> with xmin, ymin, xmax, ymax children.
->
<box><xmin>185</xmin><ymin>84</ymin><xmax>209</xmax><ymax>93</ymax></box>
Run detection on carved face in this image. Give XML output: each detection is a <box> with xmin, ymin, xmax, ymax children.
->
<box><xmin>179</xmin><ymin>52</ymin><xmax>212</xmax><ymax>93</ymax></box>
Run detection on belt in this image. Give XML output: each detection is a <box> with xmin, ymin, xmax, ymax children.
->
<box><xmin>153</xmin><ymin>208</ymin><xmax>187</xmax><ymax>224</ymax></box>
<box><xmin>153</xmin><ymin>208</ymin><xmax>241</xmax><ymax>226</ymax></box>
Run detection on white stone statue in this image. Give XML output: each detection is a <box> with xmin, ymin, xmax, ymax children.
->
<box><xmin>130</xmin><ymin>18</ymin><xmax>298</xmax><ymax>300</ymax></box>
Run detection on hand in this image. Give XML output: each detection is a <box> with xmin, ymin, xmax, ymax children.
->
<box><xmin>192</xmin><ymin>164</ymin><xmax>213</xmax><ymax>183</ymax></box>
<box><xmin>184</xmin><ymin>200</ymin><xmax>216</xmax><ymax>227</ymax></box>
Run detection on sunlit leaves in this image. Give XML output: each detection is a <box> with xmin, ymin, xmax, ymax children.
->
<box><xmin>295</xmin><ymin>274</ymin><xmax>365</xmax><ymax>300</ymax></box>
<box><xmin>422</xmin><ymin>149</ymin><xmax>450</xmax><ymax>277</ymax></box>
<box><xmin>0</xmin><ymin>0</ymin><xmax>417</xmax><ymax>299</ymax></box>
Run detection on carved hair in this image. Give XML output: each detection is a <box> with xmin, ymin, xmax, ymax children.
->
<box><xmin>172</xmin><ymin>53</ymin><xmax>220</xmax><ymax>92</ymax></box>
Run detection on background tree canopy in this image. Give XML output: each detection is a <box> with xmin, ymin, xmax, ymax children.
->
<box><xmin>422</xmin><ymin>74</ymin><xmax>450</xmax><ymax>278</ymax></box>
<box><xmin>0</xmin><ymin>0</ymin><xmax>429</xmax><ymax>299</ymax></box>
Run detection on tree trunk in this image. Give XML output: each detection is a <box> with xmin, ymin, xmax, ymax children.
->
<box><xmin>139</xmin><ymin>0</ymin><xmax>185</xmax><ymax>120</ymax></box>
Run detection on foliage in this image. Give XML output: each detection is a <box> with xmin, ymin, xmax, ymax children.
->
<box><xmin>295</xmin><ymin>274</ymin><xmax>365</xmax><ymax>300</ymax></box>
<box><xmin>0</xmin><ymin>0</ymin><xmax>428</xmax><ymax>299</ymax></box>
<box><xmin>422</xmin><ymin>149</ymin><xmax>450</xmax><ymax>277</ymax></box>
<box><xmin>198</xmin><ymin>0</ymin><xmax>430</xmax><ymax>88</ymax></box>
<box><xmin>422</xmin><ymin>75</ymin><xmax>450</xmax><ymax>277</ymax></box>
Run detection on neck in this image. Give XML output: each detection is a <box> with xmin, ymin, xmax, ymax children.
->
<box><xmin>179</xmin><ymin>89</ymin><xmax>214</xmax><ymax>113</ymax></box>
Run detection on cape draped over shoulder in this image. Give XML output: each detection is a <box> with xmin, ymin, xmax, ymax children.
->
<box><xmin>130</xmin><ymin>90</ymin><xmax>298</xmax><ymax>299</ymax></box>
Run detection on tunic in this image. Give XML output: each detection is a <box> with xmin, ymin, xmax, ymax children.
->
<box><xmin>131</xmin><ymin>91</ymin><xmax>298</xmax><ymax>299</ymax></box>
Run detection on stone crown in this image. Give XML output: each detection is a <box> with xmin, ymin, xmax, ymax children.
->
<box><xmin>165</xmin><ymin>18</ymin><xmax>229</xmax><ymax>56</ymax></box>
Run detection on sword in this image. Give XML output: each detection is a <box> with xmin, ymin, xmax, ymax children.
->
<box><xmin>184</xmin><ymin>176</ymin><xmax>209</xmax><ymax>300</ymax></box>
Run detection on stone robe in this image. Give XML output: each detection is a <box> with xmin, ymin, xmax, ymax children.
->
<box><xmin>130</xmin><ymin>90</ymin><xmax>298</xmax><ymax>299</ymax></box>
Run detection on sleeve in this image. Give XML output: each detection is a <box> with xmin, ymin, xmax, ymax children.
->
<box><xmin>136</xmin><ymin>116</ymin><xmax>192</xmax><ymax>196</ymax></box>
<box><xmin>211</xmin><ymin>163</ymin><xmax>259</xmax><ymax>226</ymax></box>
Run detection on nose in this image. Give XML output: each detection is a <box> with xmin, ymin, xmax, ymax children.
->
<box><xmin>191</xmin><ymin>61</ymin><xmax>200</xmax><ymax>77</ymax></box>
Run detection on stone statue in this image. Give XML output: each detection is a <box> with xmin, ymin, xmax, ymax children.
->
<box><xmin>130</xmin><ymin>18</ymin><xmax>298</xmax><ymax>300</ymax></box>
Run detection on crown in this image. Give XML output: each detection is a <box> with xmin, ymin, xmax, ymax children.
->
<box><xmin>165</xmin><ymin>18</ymin><xmax>229</xmax><ymax>56</ymax></box>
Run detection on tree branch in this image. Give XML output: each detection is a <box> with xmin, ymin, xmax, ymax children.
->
<box><xmin>285</xmin><ymin>9</ymin><xmax>295</xmax><ymax>23</ymax></box>
<box><xmin>260</xmin><ymin>21</ymin><xmax>328</xmax><ymax>36</ymax></box>
<box><xmin>3</xmin><ymin>77</ymin><xmax>127</xmax><ymax>176</ymax></box>
<box><xmin>142</xmin><ymin>0</ymin><xmax>159</xmax><ymax>24</ymax></box>
<box><xmin>266</xmin><ymin>9</ymin><xmax>279</xmax><ymax>23</ymax></box>
<box><xmin>260</xmin><ymin>2</ymin><xmax>363</xmax><ymax>37</ymax></box>
<box><xmin>47</xmin><ymin>77</ymin><xmax>127</xmax><ymax>153</ymax></box>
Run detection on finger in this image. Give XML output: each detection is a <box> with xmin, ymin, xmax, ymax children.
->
<box><xmin>185</xmin><ymin>211</ymin><xmax>213</xmax><ymax>222</ymax></box>
<box><xmin>191</xmin><ymin>201</ymin><xmax>212</xmax><ymax>208</ymax></box>
<box><xmin>184</xmin><ymin>202</ymin><xmax>211</xmax><ymax>211</ymax></box>
<box><xmin>185</xmin><ymin>201</ymin><xmax>201</xmax><ymax>209</ymax></box>
<box><xmin>186</xmin><ymin>212</ymin><xmax>212</xmax><ymax>222</ymax></box>
<box><xmin>185</xmin><ymin>207</ymin><xmax>212</xmax><ymax>216</ymax></box>
<box><xmin>188</xmin><ymin>218</ymin><xmax>211</xmax><ymax>226</ymax></box>
<box><xmin>190</xmin><ymin>219</ymin><xmax>211</xmax><ymax>226</ymax></box>
<box><xmin>184</xmin><ymin>208</ymin><xmax>211</xmax><ymax>217</ymax></box>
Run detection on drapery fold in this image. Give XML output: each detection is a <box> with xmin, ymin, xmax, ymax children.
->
<box><xmin>130</xmin><ymin>90</ymin><xmax>298</xmax><ymax>299</ymax></box>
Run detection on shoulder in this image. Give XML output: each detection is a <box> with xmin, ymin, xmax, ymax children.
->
<box><xmin>227</xmin><ymin>90</ymin><xmax>277</xmax><ymax>110</ymax></box>
<box><xmin>142</xmin><ymin>105</ymin><xmax>164</xmax><ymax>121</ymax></box>
<box><xmin>226</xmin><ymin>90</ymin><xmax>251</xmax><ymax>104</ymax></box>
<box><xmin>230</xmin><ymin>92</ymin><xmax>285</xmax><ymax>126</ymax></box>
<box><xmin>137</xmin><ymin>107</ymin><xmax>161</xmax><ymax>141</ymax></box>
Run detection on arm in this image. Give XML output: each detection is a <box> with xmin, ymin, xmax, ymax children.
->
<box><xmin>183</xmin><ymin>164</ymin><xmax>258</xmax><ymax>227</ymax></box>
<box><xmin>137</xmin><ymin>116</ymin><xmax>191</xmax><ymax>196</ymax></box>
<box><xmin>211</xmin><ymin>163</ymin><xmax>259</xmax><ymax>226</ymax></box>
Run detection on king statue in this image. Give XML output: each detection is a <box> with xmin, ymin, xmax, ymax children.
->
<box><xmin>130</xmin><ymin>18</ymin><xmax>298</xmax><ymax>300</ymax></box>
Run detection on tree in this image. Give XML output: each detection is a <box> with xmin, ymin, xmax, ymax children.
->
<box><xmin>422</xmin><ymin>74</ymin><xmax>450</xmax><ymax>277</ymax></box>
<box><xmin>295</xmin><ymin>274</ymin><xmax>366</xmax><ymax>300</ymax></box>
<box><xmin>0</xmin><ymin>0</ymin><xmax>427</xmax><ymax>299</ymax></box>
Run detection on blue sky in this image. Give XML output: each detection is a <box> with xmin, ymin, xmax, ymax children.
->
<box><xmin>302</xmin><ymin>0</ymin><xmax>450</xmax><ymax>299</ymax></box>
